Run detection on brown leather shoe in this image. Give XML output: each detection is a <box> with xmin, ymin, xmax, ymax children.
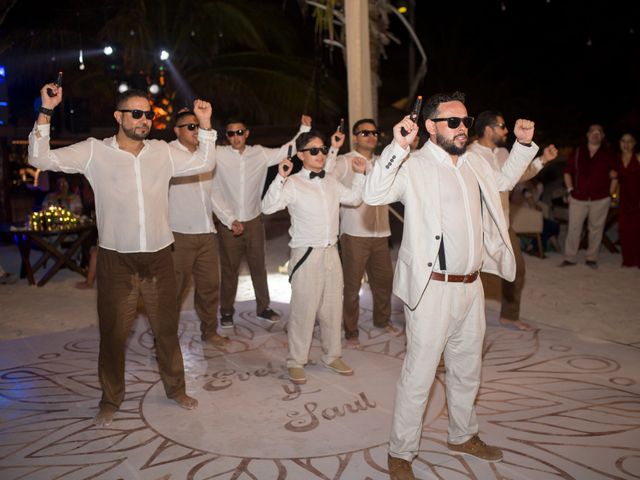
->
<box><xmin>387</xmin><ymin>454</ymin><xmax>415</xmax><ymax>480</ymax></box>
<box><xmin>447</xmin><ymin>435</ymin><xmax>503</xmax><ymax>462</ymax></box>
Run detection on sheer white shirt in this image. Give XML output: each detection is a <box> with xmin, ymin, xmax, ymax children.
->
<box><xmin>28</xmin><ymin>123</ymin><xmax>217</xmax><ymax>252</ymax></box>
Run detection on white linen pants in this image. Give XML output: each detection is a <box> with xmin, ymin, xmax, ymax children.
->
<box><xmin>286</xmin><ymin>245</ymin><xmax>343</xmax><ymax>368</ymax></box>
<box><xmin>389</xmin><ymin>277</ymin><xmax>486</xmax><ymax>461</ymax></box>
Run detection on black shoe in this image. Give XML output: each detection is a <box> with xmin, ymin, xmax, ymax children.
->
<box><xmin>220</xmin><ymin>313</ymin><xmax>234</xmax><ymax>328</ymax></box>
<box><xmin>586</xmin><ymin>260</ymin><xmax>598</xmax><ymax>269</ymax></box>
<box><xmin>257</xmin><ymin>308</ymin><xmax>281</xmax><ymax>324</ymax></box>
<box><xmin>559</xmin><ymin>260</ymin><xmax>576</xmax><ymax>267</ymax></box>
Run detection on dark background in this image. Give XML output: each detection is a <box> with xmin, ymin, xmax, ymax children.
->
<box><xmin>1</xmin><ymin>0</ymin><xmax>639</xmax><ymax>147</ymax></box>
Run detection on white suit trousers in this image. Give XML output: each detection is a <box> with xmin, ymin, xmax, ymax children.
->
<box><xmin>389</xmin><ymin>278</ymin><xmax>486</xmax><ymax>461</ymax></box>
<box><xmin>286</xmin><ymin>245</ymin><xmax>343</xmax><ymax>368</ymax></box>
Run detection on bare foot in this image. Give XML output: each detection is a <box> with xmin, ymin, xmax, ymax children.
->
<box><xmin>173</xmin><ymin>393</ymin><xmax>198</xmax><ymax>410</ymax></box>
<box><xmin>75</xmin><ymin>281</ymin><xmax>94</xmax><ymax>290</ymax></box>
<box><xmin>93</xmin><ymin>407</ymin><xmax>115</xmax><ymax>427</ymax></box>
<box><xmin>346</xmin><ymin>337</ymin><xmax>360</xmax><ymax>348</ymax></box>
<box><xmin>500</xmin><ymin>318</ymin><xmax>533</xmax><ymax>331</ymax></box>
<box><xmin>206</xmin><ymin>334</ymin><xmax>230</xmax><ymax>347</ymax></box>
<box><xmin>383</xmin><ymin>323</ymin><xmax>402</xmax><ymax>336</ymax></box>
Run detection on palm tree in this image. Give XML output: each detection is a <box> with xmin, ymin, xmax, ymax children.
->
<box><xmin>0</xmin><ymin>0</ymin><xmax>344</xmax><ymax>127</ymax></box>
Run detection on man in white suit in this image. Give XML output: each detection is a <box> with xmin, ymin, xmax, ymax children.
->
<box><xmin>363</xmin><ymin>92</ymin><xmax>538</xmax><ymax>480</ymax></box>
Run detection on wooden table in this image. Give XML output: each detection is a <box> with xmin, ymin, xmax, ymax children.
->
<box><xmin>14</xmin><ymin>223</ymin><xmax>96</xmax><ymax>287</ymax></box>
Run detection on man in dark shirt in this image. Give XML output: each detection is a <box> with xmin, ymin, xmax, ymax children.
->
<box><xmin>561</xmin><ymin>124</ymin><xmax>616</xmax><ymax>268</ymax></box>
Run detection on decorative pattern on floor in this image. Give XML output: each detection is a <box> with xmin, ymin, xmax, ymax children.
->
<box><xmin>1</xmin><ymin>297</ymin><xmax>639</xmax><ymax>479</ymax></box>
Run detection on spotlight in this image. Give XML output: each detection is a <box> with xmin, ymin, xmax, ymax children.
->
<box><xmin>395</xmin><ymin>0</ymin><xmax>409</xmax><ymax>13</ymax></box>
<box><xmin>118</xmin><ymin>82</ymin><xmax>129</xmax><ymax>93</ymax></box>
<box><xmin>148</xmin><ymin>83</ymin><xmax>160</xmax><ymax>95</ymax></box>
<box><xmin>104</xmin><ymin>46</ymin><xmax>114</xmax><ymax>56</ymax></box>
<box><xmin>159</xmin><ymin>50</ymin><xmax>170</xmax><ymax>61</ymax></box>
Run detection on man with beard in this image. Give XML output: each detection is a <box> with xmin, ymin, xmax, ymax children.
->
<box><xmin>468</xmin><ymin>111</ymin><xmax>557</xmax><ymax>331</ymax></box>
<box><xmin>363</xmin><ymin>92</ymin><xmax>539</xmax><ymax>479</ymax></box>
<box><xmin>29</xmin><ymin>85</ymin><xmax>216</xmax><ymax>427</ymax></box>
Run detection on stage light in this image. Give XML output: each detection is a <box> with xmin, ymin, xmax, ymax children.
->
<box><xmin>395</xmin><ymin>0</ymin><xmax>408</xmax><ymax>14</ymax></box>
<box><xmin>159</xmin><ymin>50</ymin><xmax>170</xmax><ymax>61</ymax></box>
<box><xmin>118</xmin><ymin>82</ymin><xmax>129</xmax><ymax>93</ymax></box>
<box><xmin>79</xmin><ymin>63</ymin><xmax>86</xmax><ymax>71</ymax></box>
<box><xmin>104</xmin><ymin>46</ymin><xmax>114</xmax><ymax>56</ymax></box>
<box><xmin>148</xmin><ymin>83</ymin><xmax>160</xmax><ymax>95</ymax></box>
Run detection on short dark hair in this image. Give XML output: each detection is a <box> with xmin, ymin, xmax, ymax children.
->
<box><xmin>352</xmin><ymin>118</ymin><xmax>377</xmax><ymax>135</ymax></box>
<box><xmin>116</xmin><ymin>89</ymin><xmax>148</xmax><ymax>110</ymax></box>
<box><xmin>475</xmin><ymin>110</ymin><xmax>503</xmax><ymax>137</ymax></box>
<box><xmin>296</xmin><ymin>129</ymin><xmax>326</xmax><ymax>151</ymax></box>
<box><xmin>225</xmin><ymin>118</ymin><xmax>247</xmax><ymax>129</ymax></box>
<box><xmin>174</xmin><ymin>110</ymin><xmax>196</xmax><ymax>126</ymax></box>
<box><xmin>422</xmin><ymin>91</ymin><xmax>466</xmax><ymax>123</ymax></box>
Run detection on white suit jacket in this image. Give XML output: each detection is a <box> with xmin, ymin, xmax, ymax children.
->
<box><xmin>363</xmin><ymin>139</ymin><xmax>538</xmax><ymax>310</ymax></box>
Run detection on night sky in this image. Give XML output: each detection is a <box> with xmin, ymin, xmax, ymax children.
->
<box><xmin>1</xmin><ymin>0</ymin><xmax>639</xmax><ymax>148</ymax></box>
<box><xmin>381</xmin><ymin>0</ymin><xmax>640</xmax><ymax>146</ymax></box>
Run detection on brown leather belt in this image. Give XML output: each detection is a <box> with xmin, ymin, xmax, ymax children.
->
<box><xmin>430</xmin><ymin>271</ymin><xmax>479</xmax><ymax>283</ymax></box>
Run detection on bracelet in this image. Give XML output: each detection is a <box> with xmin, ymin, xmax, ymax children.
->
<box><xmin>39</xmin><ymin>106</ymin><xmax>54</xmax><ymax>116</ymax></box>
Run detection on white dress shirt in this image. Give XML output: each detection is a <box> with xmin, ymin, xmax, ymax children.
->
<box><xmin>426</xmin><ymin>141</ymin><xmax>483</xmax><ymax>275</ymax></box>
<box><xmin>468</xmin><ymin>141</ymin><xmax>543</xmax><ymax>225</ymax></box>
<box><xmin>212</xmin><ymin>126</ymin><xmax>311</xmax><ymax>222</ymax></box>
<box><xmin>28</xmin><ymin>123</ymin><xmax>217</xmax><ymax>253</ymax></box>
<box><xmin>330</xmin><ymin>151</ymin><xmax>391</xmax><ymax>238</ymax></box>
<box><xmin>168</xmin><ymin>140</ymin><xmax>235</xmax><ymax>234</ymax></box>
<box><xmin>262</xmin><ymin>169</ymin><xmax>365</xmax><ymax>248</ymax></box>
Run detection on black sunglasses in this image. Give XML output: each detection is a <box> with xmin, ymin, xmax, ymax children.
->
<box><xmin>177</xmin><ymin>123</ymin><xmax>199</xmax><ymax>131</ymax></box>
<box><xmin>118</xmin><ymin>109</ymin><xmax>155</xmax><ymax>120</ymax></box>
<box><xmin>355</xmin><ymin>129</ymin><xmax>379</xmax><ymax>137</ymax></box>
<box><xmin>299</xmin><ymin>146</ymin><xmax>329</xmax><ymax>155</ymax></box>
<box><xmin>226</xmin><ymin>129</ymin><xmax>246</xmax><ymax>137</ymax></box>
<box><xmin>493</xmin><ymin>122</ymin><xmax>506</xmax><ymax>129</ymax></box>
<box><xmin>430</xmin><ymin>116</ymin><xmax>474</xmax><ymax>129</ymax></box>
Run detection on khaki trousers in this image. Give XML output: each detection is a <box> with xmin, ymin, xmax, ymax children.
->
<box><xmin>389</xmin><ymin>278</ymin><xmax>485</xmax><ymax>461</ymax></box>
<box><xmin>218</xmin><ymin>215</ymin><xmax>270</xmax><ymax>315</ymax></box>
<box><xmin>500</xmin><ymin>227</ymin><xmax>525</xmax><ymax>321</ymax></box>
<box><xmin>287</xmin><ymin>245</ymin><xmax>343</xmax><ymax>368</ymax></box>
<box><xmin>97</xmin><ymin>246</ymin><xmax>186</xmax><ymax>411</ymax></box>
<box><xmin>564</xmin><ymin>196</ymin><xmax>611</xmax><ymax>262</ymax></box>
<box><xmin>172</xmin><ymin>232</ymin><xmax>220</xmax><ymax>340</ymax></box>
<box><xmin>340</xmin><ymin>234</ymin><xmax>393</xmax><ymax>338</ymax></box>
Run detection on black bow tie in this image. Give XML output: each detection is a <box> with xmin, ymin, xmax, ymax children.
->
<box><xmin>310</xmin><ymin>170</ymin><xmax>326</xmax><ymax>179</ymax></box>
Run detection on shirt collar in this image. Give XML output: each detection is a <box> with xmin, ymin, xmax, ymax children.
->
<box><xmin>300</xmin><ymin>168</ymin><xmax>325</xmax><ymax>179</ymax></box>
<box><xmin>170</xmin><ymin>139</ymin><xmax>189</xmax><ymax>152</ymax></box>
<box><xmin>471</xmin><ymin>141</ymin><xmax>495</xmax><ymax>154</ymax></box>
<box><xmin>426</xmin><ymin>139</ymin><xmax>467</xmax><ymax>168</ymax></box>
<box><xmin>108</xmin><ymin>135</ymin><xmax>150</xmax><ymax>155</ymax></box>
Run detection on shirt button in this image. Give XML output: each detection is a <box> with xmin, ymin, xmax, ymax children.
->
<box><xmin>427</xmin><ymin>262</ymin><xmax>433</xmax><ymax>267</ymax></box>
<box><xmin>435</xmin><ymin>235</ymin><xmax>440</xmax><ymax>240</ymax></box>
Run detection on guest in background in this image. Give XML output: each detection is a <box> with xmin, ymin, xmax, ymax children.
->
<box><xmin>42</xmin><ymin>175</ymin><xmax>83</xmax><ymax>216</ymax></box>
<box><xmin>561</xmin><ymin>124</ymin><xmax>616</xmax><ymax>269</ymax></box>
<box><xmin>611</xmin><ymin>133</ymin><xmax>640</xmax><ymax>267</ymax></box>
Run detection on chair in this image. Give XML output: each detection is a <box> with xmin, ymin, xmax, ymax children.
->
<box><xmin>510</xmin><ymin>203</ymin><xmax>544</xmax><ymax>258</ymax></box>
